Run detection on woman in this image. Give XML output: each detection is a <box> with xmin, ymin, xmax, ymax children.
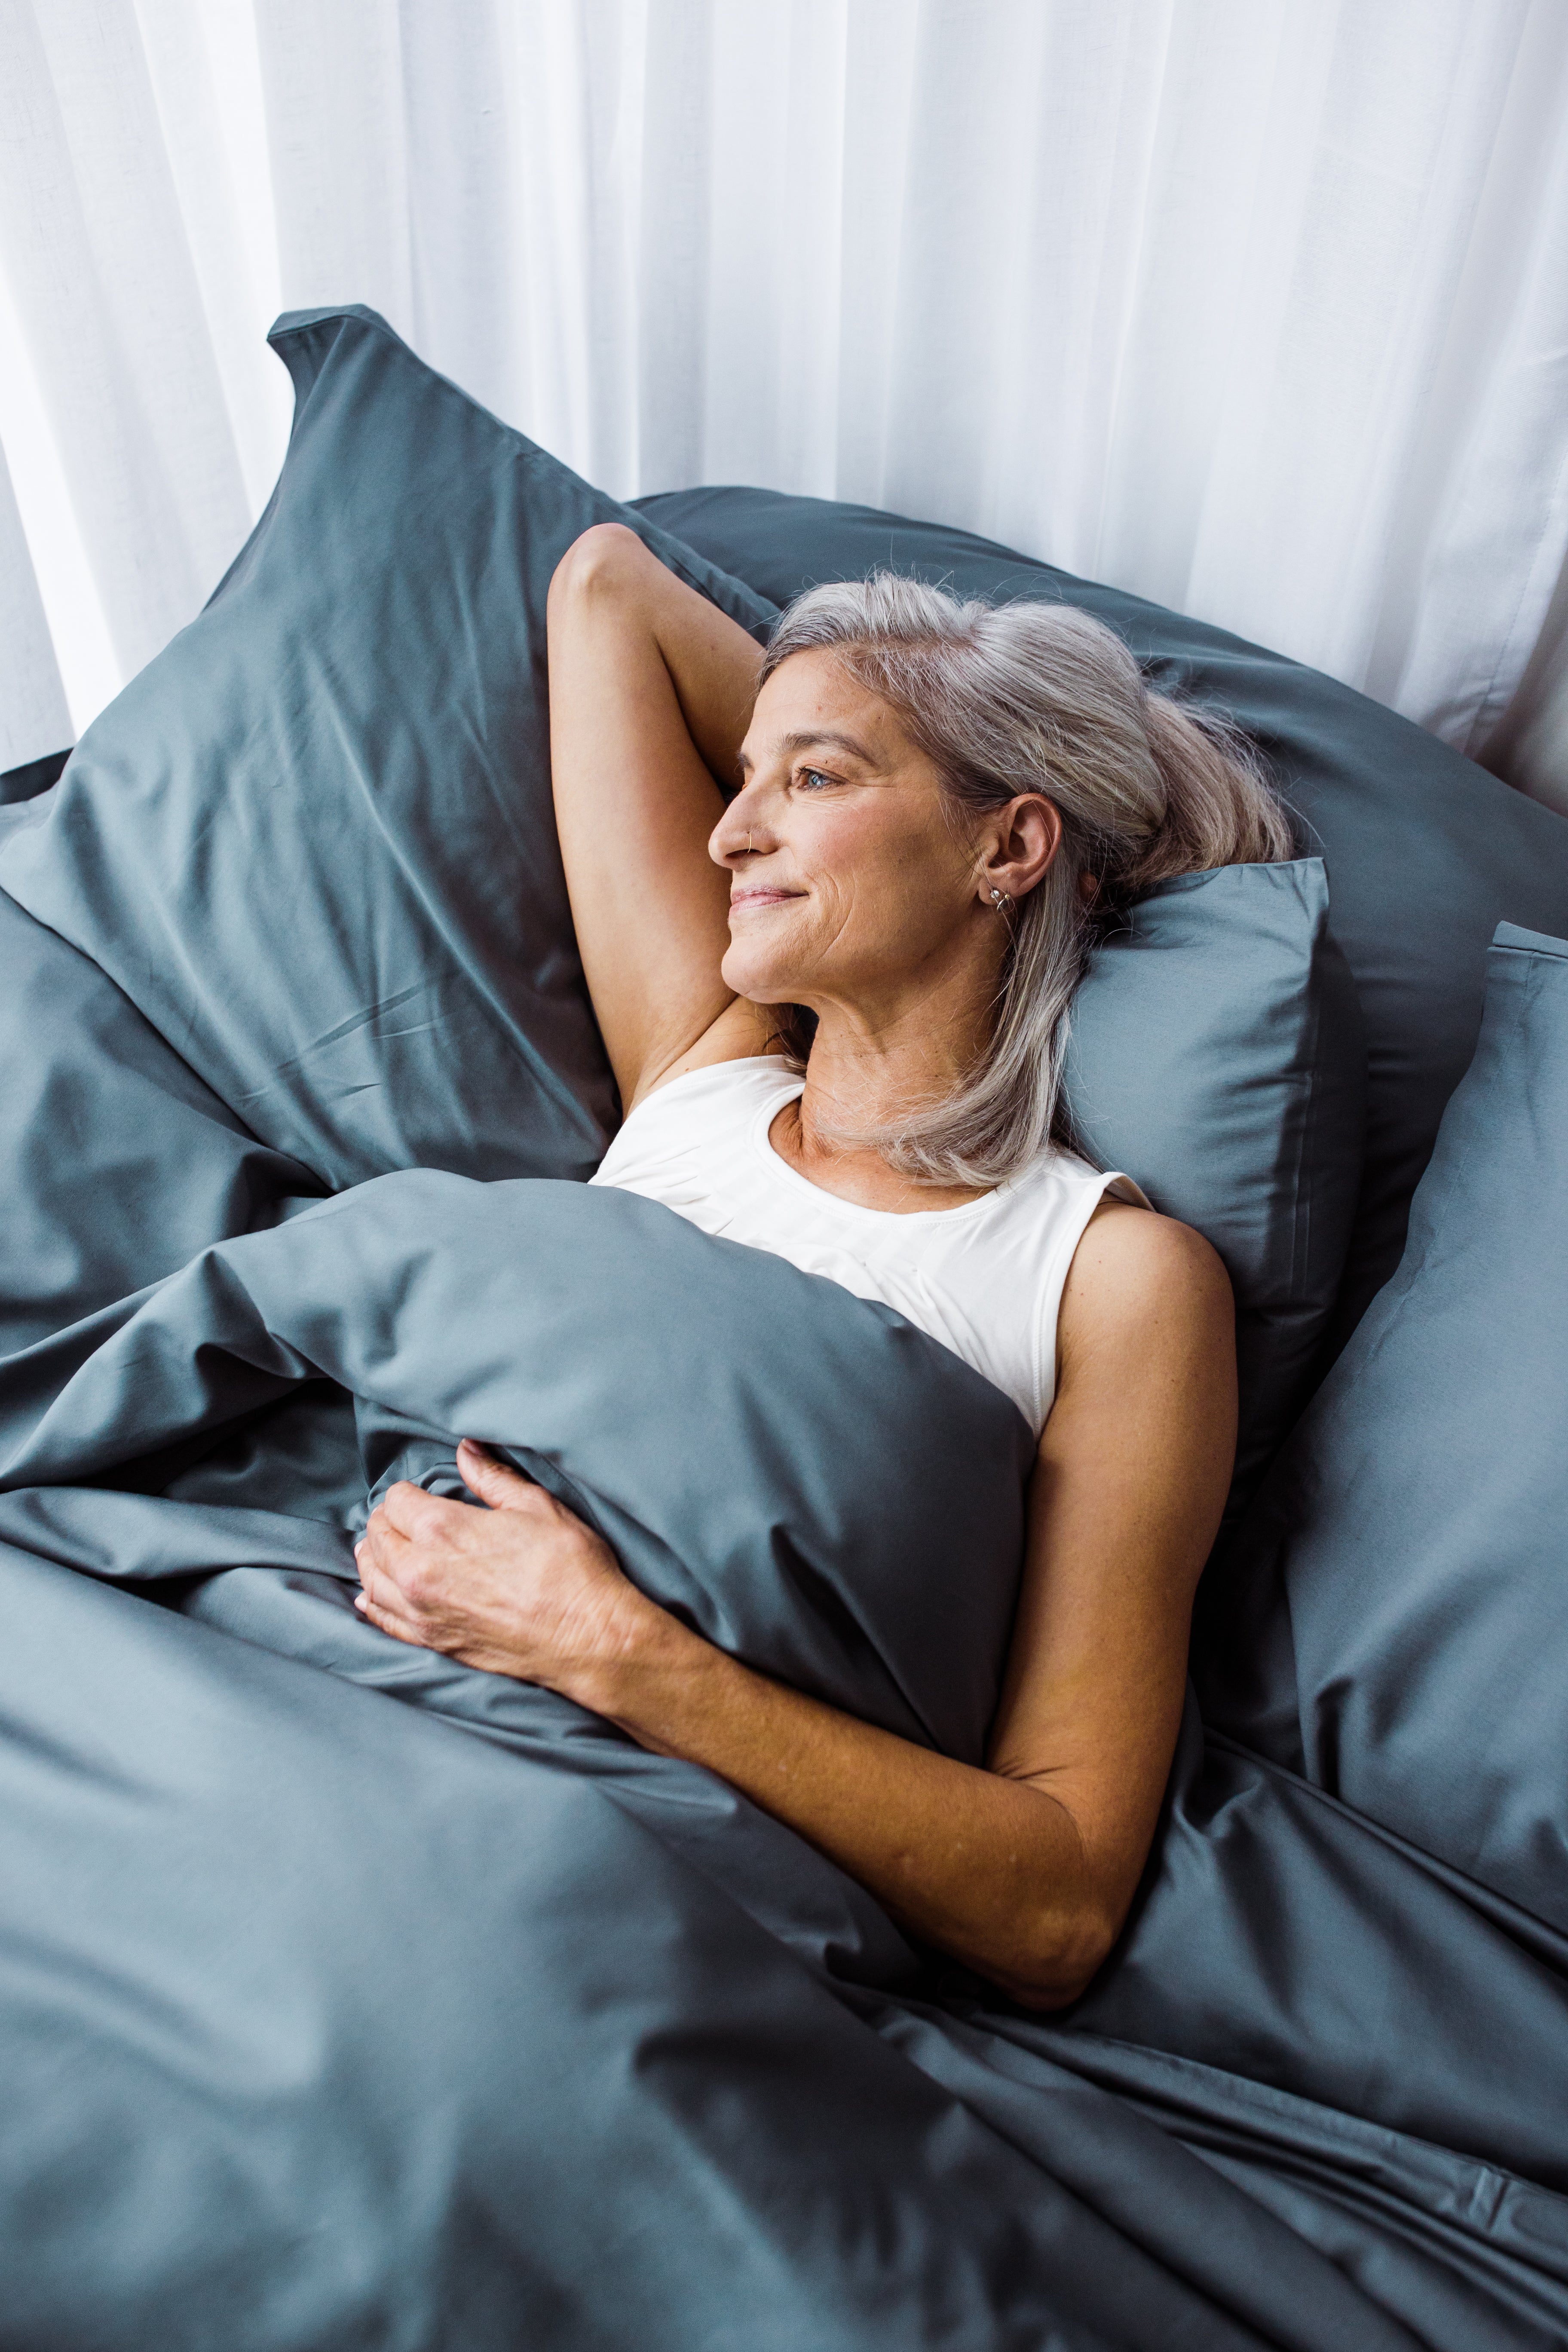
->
<box><xmin>353</xmin><ymin>524</ymin><xmax>1290</xmax><ymax>2010</ymax></box>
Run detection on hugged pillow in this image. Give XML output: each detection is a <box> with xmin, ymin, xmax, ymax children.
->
<box><xmin>0</xmin><ymin>308</ymin><xmax>773</xmax><ymax>1194</ymax></box>
<box><xmin>636</xmin><ymin>487</ymin><xmax>1568</xmax><ymax>1367</ymax></box>
<box><xmin>1199</xmin><ymin>923</ymin><xmax>1568</xmax><ymax>1928</ymax></box>
<box><xmin>1065</xmin><ymin>858</ymin><xmax>1363</xmax><ymax>1506</ymax></box>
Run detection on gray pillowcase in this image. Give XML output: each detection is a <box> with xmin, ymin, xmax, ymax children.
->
<box><xmin>0</xmin><ymin>873</ymin><xmax>317</xmax><ymax>1355</ymax></box>
<box><xmin>1199</xmin><ymin>922</ymin><xmax>1568</xmax><ymax>1928</ymax></box>
<box><xmin>1066</xmin><ymin>858</ymin><xmax>1364</xmax><ymax>1507</ymax></box>
<box><xmin>0</xmin><ymin>306</ymin><xmax>773</xmax><ymax>1195</ymax></box>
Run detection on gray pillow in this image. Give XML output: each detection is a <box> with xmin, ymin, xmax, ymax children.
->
<box><xmin>0</xmin><ymin>872</ymin><xmax>317</xmax><ymax>1354</ymax></box>
<box><xmin>0</xmin><ymin>307</ymin><xmax>773</xmax><ymax>1195</ymax></box>
<box><xmin>1199</xmin><ymin>922</ymin><xmax>1568</xmax><ymax>1929</ymax></box>
<box><xmin>1066</xmin><ymin>857</ymin><xmax>1364</xmax><ymax>1506</ymax></box>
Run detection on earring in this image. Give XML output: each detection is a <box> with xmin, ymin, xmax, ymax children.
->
<box><xmin>989</xmin><ymin>886</ymin><xmax>1011</xmax><ymax>912</ymax></box>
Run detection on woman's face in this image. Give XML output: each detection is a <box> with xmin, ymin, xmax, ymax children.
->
<box><xmin>711</xmin><ymin>649</ymin><xmax>1051</xmax><ymax>1026</ymax></box>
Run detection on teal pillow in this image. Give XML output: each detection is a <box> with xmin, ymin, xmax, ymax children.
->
<box><xmin>0</xmin><ymin>309</ymin><xmax>772</xmax><ymax>1193</ymax></box>
<box><xmin>0</xmin><ymin>875</ymin><xmax>317</xmax><ymax>1354</ymax></box>
<box><xmin>1201</xmin><ymin>924</ymin><xmax>1568</xmax><ymax>1927</ymax></box>
<box><xmin>1065</xmin><ymin>858</ymin><xmax>1364</xmax><ymax>1505</ymax></box>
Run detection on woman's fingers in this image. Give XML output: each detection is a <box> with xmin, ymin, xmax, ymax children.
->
<box><xmin>355</xmin><ymin>1524</ymin><xmax>449</xmax><ymax>1651</ymax></box>
<box><xmin>379</xmin><ymin>1479</ymin><xmax>465</xmax><ymax>1542</ymax></box>
<box><xmin>354</xmin><ymin>1524</ymin><xmax>401</xmax><ymax>1614</ymax></box>
<box><xmin>456</xmin><ymin>1439</ymin><xmax>539</xmax><ymax>1510</ymax></box>
<box><xmin>350</xmin><ymin>1458</ymin><xmax>641</xmax><ymax>1691</ymax></box>
<box><xmin>354</xmin><ymin>1586</ymin><xmax>425</xmax><ymax>1646</ymax></box>
<box><xmin>357</xmin><ymin>1488</ymin><xmax>490</xmax><ymax>1644</ymax></box>
<box><xmin>355</xmin><ymin>1502</ymin><xmax>427</xmax><ymax>1606</ymax></box>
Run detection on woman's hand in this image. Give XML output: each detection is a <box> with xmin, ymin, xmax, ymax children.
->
<box><xmin>353</xmin><ymin>1440</ymin><xmax>665</xmax><ymax>1703</ymax></box>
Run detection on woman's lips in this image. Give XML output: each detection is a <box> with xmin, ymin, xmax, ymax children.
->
<box><xmin>729</xmin><ymin>888</ymin><xmax>802</xmax><ymax>910</ymax></box>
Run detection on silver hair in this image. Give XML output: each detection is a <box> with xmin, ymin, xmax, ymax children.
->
<box><xmin>757</xmin><ymin>573</ymin><xmax>1294</xmax><ymax>1187</ymax></box>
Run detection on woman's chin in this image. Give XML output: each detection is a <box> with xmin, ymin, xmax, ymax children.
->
<box><xmin>720</xmin><ymin>952</ymin><xmax>797</xmax><ymax>1005</ymax></box>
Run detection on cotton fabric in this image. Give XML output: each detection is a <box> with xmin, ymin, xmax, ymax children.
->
<box><xmin>591</xmin><ymin>1056</ymin><xmax>1141</xmax><ymax>1436</ymax></box>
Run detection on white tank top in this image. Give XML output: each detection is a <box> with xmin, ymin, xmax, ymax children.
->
<box><xmin>589</xmin><ymin>1057</ymin><xmax>1143</xmax><ymax>1437</ymax></box>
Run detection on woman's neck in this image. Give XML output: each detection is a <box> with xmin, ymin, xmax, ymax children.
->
<box><xmin>772</xmin><ymin>996</ymin><xmax>994</xmax><ymax>1214</ymax></box>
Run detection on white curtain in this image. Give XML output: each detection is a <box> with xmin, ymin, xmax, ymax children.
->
<box><xmin>3</xmin><ymin>0</ymin><xmax>1567</xmax><ymax>813</ymax></box>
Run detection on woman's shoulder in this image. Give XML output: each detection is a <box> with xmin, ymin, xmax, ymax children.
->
<box><xmin>1058</xmin><ymin>1197</ymin><xmax>1233</xmax><ymax>1357</ymax></box>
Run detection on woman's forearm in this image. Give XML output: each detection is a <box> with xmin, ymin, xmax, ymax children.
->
<box><xmin>352</xmin><ymin>1449</ymin><xmax>1129</xmax><ymax>2010</ymax></box>
<box><xmin>573</xmin><ymin>1612</ymin><xmax>1113</xmax><ymax>2010</ymax></box>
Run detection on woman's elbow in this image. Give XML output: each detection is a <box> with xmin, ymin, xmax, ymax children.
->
<box><xmin>548</xmin><ymin>520</ymin><xmax>652</xmax><ymax>619</ymax></box>
<box><xmin>988</xmin><ymin>1905</ymin><xmax>1121</xmax><ymax>2014</ymax></box>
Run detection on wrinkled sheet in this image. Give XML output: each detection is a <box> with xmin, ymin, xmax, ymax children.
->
<box><xmin>2</xmin><ymin>896</ymin><xmax>1567</xmax><ymax>2350</ymax></box>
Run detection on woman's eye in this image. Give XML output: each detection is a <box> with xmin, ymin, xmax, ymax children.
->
<box><xmin>797</xmin><ymin>767</ymin><xmax>836</xmax><ymax>791</ymax></box>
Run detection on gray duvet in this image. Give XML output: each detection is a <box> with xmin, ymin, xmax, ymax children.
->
<box><xmin>2</xmin><ymin>942</ymin><xmax>1566</xmax><ymax>2346</ymax></box>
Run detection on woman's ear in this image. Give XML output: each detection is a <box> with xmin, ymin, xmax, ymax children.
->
<box><xmin>979</xmin><ymin>794</ymin><xmax>1062</xmax><ymax>905</ymax></box>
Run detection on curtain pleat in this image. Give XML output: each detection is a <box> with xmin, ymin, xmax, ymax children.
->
<box><xmin>1</xmin><ymin>0</ymin><xmax>1565</xmax><ymax>815</ymax></box>
<box><xmin>0</xmin><ymin>433</ymin><xmax>70</xmax><ymax>771</ymax></box>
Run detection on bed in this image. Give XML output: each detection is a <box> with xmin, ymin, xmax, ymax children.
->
<box><xmin>2</xmin><ymin>306</ymin><xmax>1566</xmax><ymax>2351</ymax></box>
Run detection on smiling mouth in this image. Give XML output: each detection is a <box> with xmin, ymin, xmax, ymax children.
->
<box><xmin>729</xmin><ymin>888</ymin><xmax>803</xmax><ymax>911</ymax></box>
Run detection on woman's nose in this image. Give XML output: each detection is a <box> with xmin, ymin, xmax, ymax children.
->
<box><xmin>710</xmin><ymin>793</ymin><xmax>767</xmax><ymax>868</ymax></box>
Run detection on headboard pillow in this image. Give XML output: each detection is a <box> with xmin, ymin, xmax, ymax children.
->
<box><xmin>0</xmin><ymin>875</ymin><xmax>319</xmax><ymax>1356</ymax></box>
<box><xmin>634</xmin><ymin>487</ymin><xmax>1568</xmax><ymax>1365</ymax></box>
<box><xmin>1198</xmin><ymin>923</ymin><xmax>1568</xmax><ymax>1930</ymax></box>
<box><xmin>0</xmin><ymin>307</ymin><xmax>773</xmax><ymax>1195</ymax></box>
<box><xmin>1066</xmin><ymin>858</ymin><xmax>1363</xmax><ymax>1504</ymax></box>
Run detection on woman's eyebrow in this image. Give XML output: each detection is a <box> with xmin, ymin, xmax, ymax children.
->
<box><xmin>777</xmin><ymin>727</ymin><xmax>876</xmax><ymax>764</ymax></box>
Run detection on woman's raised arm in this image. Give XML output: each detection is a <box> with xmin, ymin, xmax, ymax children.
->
<box><xmin>546</xmin><ymin>524</ymin><xmax>773</xmax><ymax>1111</ymax></box>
